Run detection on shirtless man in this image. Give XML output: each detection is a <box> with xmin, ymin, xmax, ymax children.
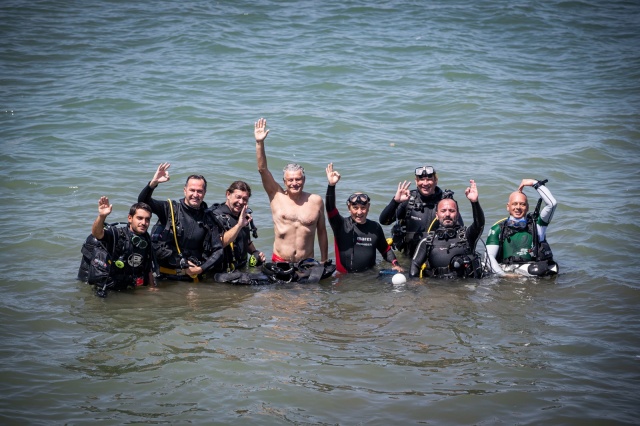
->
<box><xmin>254</xmin><ymin>117</ymin><xmax>328</xmax><ymax>263</ymax></box>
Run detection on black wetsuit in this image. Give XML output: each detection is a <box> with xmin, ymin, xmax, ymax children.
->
<box><xmin>207</xmin><ymin>203</ymin><xmax>253</xmax><ymax>272</ymax></box>
<box><xmin>379</xmin><ymin>186</ymin><xmax>463</xmax><ymax>257</ymax></box>
<box><xmin>326</xmin><ymin>185</ymin><xmax>397</xmax><ymax>273</ymax></box>
<box><xmin>138</xmin><ymin>183</ymin><xmax>222</xmax><ymax>275</ymax></box>
<box><xmin>409</xmin><ymin>201</ymin><xmax>484</xmax><ymax>278</ymax></box>
<box><xmin>100</xmin><ymin>226</ymin><xmax>154</xmax><ymax>289</ymax></box>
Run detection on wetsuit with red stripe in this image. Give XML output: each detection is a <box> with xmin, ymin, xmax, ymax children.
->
<box><xmin>326</xmin><ymin>185</ymin><xmax>397</xmax><ymax>273</ymax></box>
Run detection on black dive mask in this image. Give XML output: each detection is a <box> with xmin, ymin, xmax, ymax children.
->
<box><xmin>435</xmin><ymin>228</ymin><xmax>457</xmax><ymax>240</ymax></box>
<box><xmin>506</xmin><ymin>218</ymin><xmax>527</xmax><ymax>229</ymax></box>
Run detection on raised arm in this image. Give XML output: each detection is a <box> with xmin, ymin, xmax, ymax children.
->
<box><xmin>465</xmin><ymin>180</ymin><xmax>485</xmax><ymax>245</ymax></box>
<box><xmin>220</xmin><ymin>206</ymin><xmax>253</xmax><ymax>250</ymax></box>
<box><xmin>317</xmin><ymin>199</ymin><xmax>328</xmax><ymax>263</ymax></box>
<box><xmin>254</xmin><ymin>118</ymin><xmax>281</xmax><ymax>200</ymax></box>
<box><xmin>379</xmin><ymin>181</ymin><xmax>411</xmax><ymax>225</ymax></box>
<box><xmin>138</xmin><ymin>163</ymin><xmax>171</xmax><ymax>221</ymax></box>
<box><xmin>325</xmin><ymin>163</ymin><xmax>341</xmax><ymax>213</ymax></box>
<box><xmin>519</xmin><ymin>179</ymin><xmax>557</xmax><ymax>225</ymax></box>
<box><xmin>91</xmin><ymin>196</ymin><xmax>112</xmax><ymax>240</ymax></box>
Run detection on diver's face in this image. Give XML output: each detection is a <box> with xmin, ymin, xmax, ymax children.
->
<box><xmin>226</xmin><ymin>190</ymin><xmax>249</xmax><ymax>216</ymax></box>
<box><xmin>436</xmin><ymin>199</ymin><xmax>458</xmax><ymax>228</ymax></box>
<box><xmin>507</xmin><ymin>192</ymin><xmax>528</xmax><ymax>219</ymax></box>
<box><xmin>415</xmin><ymin>174</ymin><xmax>437</xmax><ymax>196</ymax></box>
<box><xmin>184</xmin><ymin>178</ymin><xmax>206</xmax><ymax>208</ymax></box>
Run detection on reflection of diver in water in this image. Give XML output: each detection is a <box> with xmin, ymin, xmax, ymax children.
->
<box><xmin>485</xmin><ymin>179</ymin><xmax>558</xmax><ymax>277</ymax></box>
<box><xmin>410</xmin><ymin>180</ymin><xmax>485</xmax><ymax>279</ymax></box>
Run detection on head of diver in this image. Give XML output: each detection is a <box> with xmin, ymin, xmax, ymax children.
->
<box><xmin>414</xmin><ymin>165</ymin><xmax>438</xmax><ymax>197</ymax></box>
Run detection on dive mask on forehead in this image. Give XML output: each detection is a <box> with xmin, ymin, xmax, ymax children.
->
<box><xmin>415</xmin><ymin>166</ymin><xmax>435</xmax><ymax>178</ymax></box>
<box><xmin>348</xmin><ymin>193</ymin><xmax>370</xmax><ymax>206</ymax></box>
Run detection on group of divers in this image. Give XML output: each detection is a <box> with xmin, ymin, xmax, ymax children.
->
<box><xmin>78</xmin><ymin>118</ymin><xmax>558</xmax><ymax>297</ymax></box>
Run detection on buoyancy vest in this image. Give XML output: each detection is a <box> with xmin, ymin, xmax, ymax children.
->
<box><xmin>412</xmin><ymin>226</ymin><xmax>482</xmax><ymax>278</ymax></box>
<box><xmin>78</xmin><ymin>224</ymin><xmax>155</xmax><ymax>296</ymax></box>
<box><xmin>150</xmin><ymin>199</ymin><xmax>211</xmax><ymax>269</ymax></box>
<box><xmin>391</xmin><ymin>188</ymin><xmax>459</xmax><ymax>255</ymax></box>
<box><xmin>496</xmin><ymin>214</ymin><xmax>554</xmax><ymax>264</ymax></box>
<box><xmin>208</xmin><ymin>203</ymin><xmax>255</xmax><ymax>272</ymax></box>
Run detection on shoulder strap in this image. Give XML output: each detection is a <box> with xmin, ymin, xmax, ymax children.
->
<box><xmin>168</xmin><ymin>198</ymin><xmax>182</xmax><ymax>255</ymax></box>
<box><xmin>115</xmin><ymin>226</ymin><xmax>128</xmax><ymax>254</ymax></box>
<box><xmin>496</xmin><ymin>219</ymin><xmax>508</xmax><ymax>261</ymax></box>
<box><xmin>405</xmin><ymin>190</ymin><xmax>420</xmax><ymax>217</ymax></box>
<box><xmin>210</xmin><ymin>204</ymin><xmax>233</xmax><ymax>230</ymax></box>
<box><xmin>457</xmin><ymin>226</ymin><xmax>468</xmax><ymax>244</ymax></box>
<box><xmin>418</xmin><ymin>231</ymin><xmax>436</xmax><ymax>278</ymax></box>
<box><xmin>527</xmin><ymin>213</ymin><xmax>540</xmax><ymax>259</ymax></box>
<box><xmin>101</xmin><ymin>222</ymin><xmax>123</xmax><ymax>256</ymax></box>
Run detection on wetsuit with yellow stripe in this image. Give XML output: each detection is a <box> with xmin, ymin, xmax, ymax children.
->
<box><xmin>138</xmin><ymin>183</ymin><xmax>222</xmax><ymax>279</ymax></box>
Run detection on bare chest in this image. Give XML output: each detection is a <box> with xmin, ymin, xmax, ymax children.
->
<box><xmin>272</xmin><ymin>196</ymin><xmax>319</xmax><ymax>227</ymax></box>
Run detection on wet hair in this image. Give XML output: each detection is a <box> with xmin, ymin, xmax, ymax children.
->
<box><xmin>129</xmin><ymin>202</ymin><xmax>152</xmax><ymax>216</ymax></box>
<box><xmin>282</xmin><ymin>163</ymin><xmax>305</xmax><ymax>178</ymax></box>
<box><xmin>185</xmin><ymin>174</ymin><xmax>207</xmax><ymax>191</ymax></box>
<box><xmin>226</xmin><ymin>180</ymin><xmax>252</xmax><ymax>198</ymax></box>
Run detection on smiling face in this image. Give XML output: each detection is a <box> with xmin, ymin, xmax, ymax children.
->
<box><xmin>128</xmin><ymin>208</ymin><xmax>152</xmax><ymax>235</ymax></box>
<box><xmin>183</xmin><ymin>177</ymin><xmax>206</xmax><ymax>208</ymax></box>
<box><xmin>436</xmin><ymin>199</ymin><xmax>458</xmax><ymax>228</ymax></box>
<box><xmin>226</xmin><ymin>189</ymin><xmax>250</xmax><ymax>216</ymax></box>
<box><xmin>507</xmin><ymin>192</ymin><xmax>529</xmax><ymax>219</ymax></box>
<box><xmin>415</xmin><ymin>174</ymin><xmax>438</xmax><ymax>197</ymax></box>
<box><xmin>348</xmin><ymin>202</ymin><xmax>370</xmax><ymax>224</ymax></box>
<box><xmin>283</xmin><ymin>170</ymin><xmax>305</xmax><ymax>194</ymax></box>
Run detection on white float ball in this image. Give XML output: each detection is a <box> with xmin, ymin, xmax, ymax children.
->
<box><xmin>392</xmin><ymin>273</ymin><xmax>407</xmax><ymax>285</ymax></box>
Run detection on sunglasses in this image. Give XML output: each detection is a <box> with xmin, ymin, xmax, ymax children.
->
<box><xmin>131</xmin><ymin>235</ymin><xmax>148</xmax><ymax>249</ymax></box>
<box><xmin>415</xmin><ymin>166</ymin><xmax>435</xmax><ymax>178</ymax></box>
<box><xmin>348</xmin><ymin>193</ymin><xmax>370</xmax><ymax>205</ymax></box>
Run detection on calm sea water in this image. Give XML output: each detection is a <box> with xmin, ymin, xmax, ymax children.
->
<box><xmin>1</xmin><ymin>0</ymin><xmax>639</xmax><ymax>424</ymax></box>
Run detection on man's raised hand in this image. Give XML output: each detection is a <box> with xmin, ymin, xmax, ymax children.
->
<box><xmin>394</xmin><ymin>181</ymin><xmax>411</xmax><ymax>203</ymax></box>
<box><xmin>152</xmin><ymin>162</ymin><xmax>171</xmax><ymax>187</ymax></box>
<box><xmin>326</xmin><ymin>163</ymin><xmax>341</xmax><ymax>186</ymax></box>
<box><xmin>254</xmin><ymin>118</ymin><xmax>269</xmax><ymax>143</ymax></box>
<box><xmin>98</xmin><ymin>196</ymin><xmax>112</xmax><ymax>217</ymax></box>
